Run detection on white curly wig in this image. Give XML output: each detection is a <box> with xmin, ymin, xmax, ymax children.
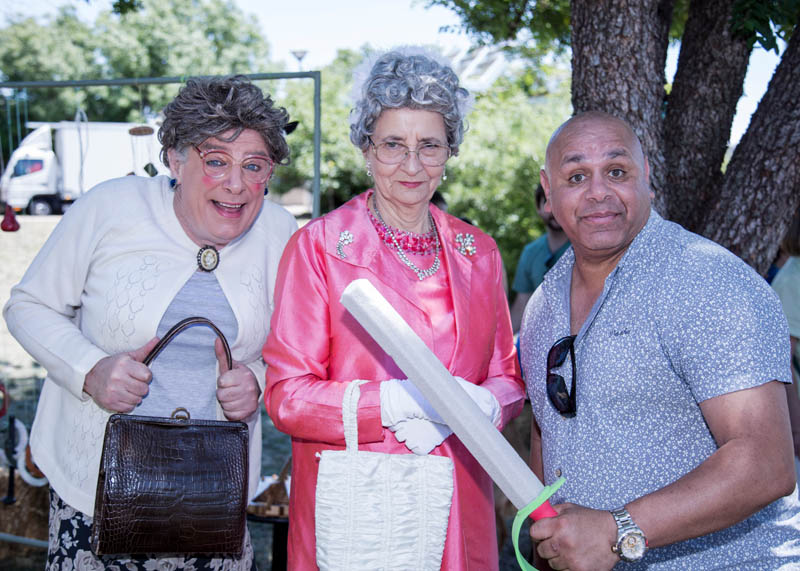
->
<box><xmin>349</xmin><ymin>46</ymin><xmax>474</xmax><ymax>155</ymax></box>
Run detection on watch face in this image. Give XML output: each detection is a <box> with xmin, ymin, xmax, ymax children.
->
<box><xmin>620</xmin><ymin>532</ymin><xmax>647</xmax><ymax>561</ymax></box>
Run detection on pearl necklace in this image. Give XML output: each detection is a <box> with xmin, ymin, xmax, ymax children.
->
<box><xmin>372</xmin><ymin>197</ymin><xmax>441</xmax><ymax>281</ymax></box>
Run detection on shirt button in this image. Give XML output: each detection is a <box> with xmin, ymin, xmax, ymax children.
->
<box><xmin>555</xmin><ymin>468</ymin><xmax>562</xmax><ymax>477</ymax></box>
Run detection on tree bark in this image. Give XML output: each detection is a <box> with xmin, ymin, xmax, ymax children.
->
<box><xmin>570</xmin><ymin>0</ymin><xmax>675</xmax><ymax>210</ymax></box>
<box><xmin>662</xmin><ymin>0</ymin><xmax>751</xmax><ymax>231</ymax></box>
<box><xmin>701</xmin><ymin>28</ymin><xmax>800</xmax><ymax>275</ymax></box>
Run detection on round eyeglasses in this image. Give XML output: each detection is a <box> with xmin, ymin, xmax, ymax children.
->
<box><xmin>369</xmin><ymin>138</ymin><xmax>450</xmax><ymax>167</ymax></box>
<box><xmin>193</xmin><ymin>146</ymin><xmax>274</xmax><ymax>184</ymax></box>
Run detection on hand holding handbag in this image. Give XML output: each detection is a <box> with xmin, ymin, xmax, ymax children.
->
<box><xmin>315</xmin><ymin>380</ymin><xmax>454</xmax><ymax>570</ymax></box>
<box><xmin>91</xmin><ymin>316</ymin><xmax>249</xmax><ymax>556</ymax></box>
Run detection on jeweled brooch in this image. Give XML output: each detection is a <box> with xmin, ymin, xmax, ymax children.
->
<box><xmin>197</xmin><ymin>245</ymin><xmax>220</xmax><ymax>271</ymax></box>
<box><xmin>455</xmin><ymin>233</ymin><xmax>476</xmax><ymax>256</ymax></box>
<box><xmin>337</xmin><ymin>230</ymin><xmax>354</xmax><ymax>258</ymax></box>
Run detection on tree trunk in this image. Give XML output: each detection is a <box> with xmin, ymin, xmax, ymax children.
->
<box><xmin>662</xmin><ymin>0</ymin><xmax>751</xmax><ymax>231</ymax></box>
<box><xmin>701</xmin><ymin>28</ymin><xmax>800</xmax><ymax>275</ymax></box>
<box><xmin>570</xmin><ymin>0</ymin><xmax>674</xmax><ymax>211</ymax></box>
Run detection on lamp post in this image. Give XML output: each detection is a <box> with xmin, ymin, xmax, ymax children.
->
<box><xmin>290</xmin><ymin>50</ymin><xmax>308</xmax><ymax>72</ymax></box>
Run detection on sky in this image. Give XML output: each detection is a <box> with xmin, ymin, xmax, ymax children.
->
<box><xmin>240</xmin><ymin>0</ymin><xmax>470</xmax><ymax>70</ymax></box>
<box><xmin>2</xmin><ymin>0</ymin><xmax>783</xmax><ymax>145</ymax></box>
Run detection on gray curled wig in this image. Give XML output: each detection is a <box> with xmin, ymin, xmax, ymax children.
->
<box><xmin>349</xmin><ymin>48</ymin><xmax>471</xmax><ymax>155</ymax></box>
<box><xmin>159</xmin><ymin>75</ymin><xmax>291</xmax><ymax>168</ymax></box>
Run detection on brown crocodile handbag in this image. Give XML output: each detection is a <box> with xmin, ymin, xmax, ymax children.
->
<box><xmin>91</xmin><ymin>316</ymin><xmax>249</xmax><ymax>556</ymax></box>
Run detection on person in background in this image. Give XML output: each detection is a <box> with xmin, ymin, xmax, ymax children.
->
<box><xmin>263</xmin><ymin>48</ymin><xmax>524</xmax><ymax>570</ymax></box>
<box><xmin>771</xmin><ymin>205</ymin><xmax>800</xmax><ymax>469</ymax></box>
<box><xmin>510</xmin><ymin>183</ymin><xmax>569</xmax><ymax>333</ymax></box>
<box><xmin>521</xmin><ymin>111</ymin><xmax>799</xmax><ymax>570</ymax></box>
<box><xmin>3</xmin><ymin>76</ymin><xmax>297</xmax><ymax>569</ymax></box>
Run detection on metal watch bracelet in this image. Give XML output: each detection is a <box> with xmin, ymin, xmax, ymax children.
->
<box><xmin>610</xmin><ymin>506</ymin><xmax>647</xmax><ymax>562</ymax></box>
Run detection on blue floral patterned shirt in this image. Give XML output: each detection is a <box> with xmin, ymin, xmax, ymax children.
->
<box><xmin>520</xmin><ymin>210</ymin><xmax>800</xmax><ymax>569</ymax></box>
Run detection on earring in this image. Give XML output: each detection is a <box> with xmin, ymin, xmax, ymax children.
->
<box><xmin>264</xmin><ymin>186</ymin><xmax>269</xmax><ymax>196</ymax></box>
<box><xmin>169</xmin><ymin>178</ymin><xmax>177</xmax><ymax>188</ymax></box>
<box><xmin>441</xmin><ymin>167</ymin><xmax>447</xmax><ymax>182</ymax></box>
<box><xmin>366</xmin><ymin>163</ymin><xmax>373</xmax><ymax>178</ymax></box>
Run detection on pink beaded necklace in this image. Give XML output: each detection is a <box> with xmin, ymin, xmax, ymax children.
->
<box><xmin>367</xmin><ymin>200</ymin><xmax>439</xmax><ymax>256</ymax></box>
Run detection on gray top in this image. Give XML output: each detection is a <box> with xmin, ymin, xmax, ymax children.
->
<box><xmin>136</xmin><ymin>270</ymin><xmax>237</xmax><ymax>420</ymax></box>
<box><xmin>520</xmin><ymin>210</ymin><xmax>799</xmax><ymax>569</ymax></box>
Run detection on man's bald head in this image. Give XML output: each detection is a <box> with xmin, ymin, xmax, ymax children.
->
<box><xmin>544</xmin><ymin>111</ymin><xmax>646</xmax><ymax>177</ymax></box>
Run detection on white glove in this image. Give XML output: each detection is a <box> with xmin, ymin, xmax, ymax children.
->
<box><xmin>455</xmin><ymin>377</ymin><xmax>501</xmax><ymax>427</ymax></box>
<box><xmin>380</xmin><ymin>379</ymin><xmax>444</xmax><ymax>427</ymax></box>
<box><xmin>390</xmin><ymin>418</ymin><xmax>453</xmax><ymax>455</ymax></box>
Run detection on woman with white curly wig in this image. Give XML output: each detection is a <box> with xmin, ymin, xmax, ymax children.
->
<box><xmin>264</xmin><ymin>47</ymin><xmax>524</xmax><ymax>570</ymax></box>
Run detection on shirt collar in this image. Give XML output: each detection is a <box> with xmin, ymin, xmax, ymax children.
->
<box><xmin>612</xmin><ymin>208</ymin><xmax>664</xmax><ymax>274</ymax></box>
<box><xmin>541</xmin><ymin>208</ymin><xmax>666</xmax><ymax>340</ymax></box>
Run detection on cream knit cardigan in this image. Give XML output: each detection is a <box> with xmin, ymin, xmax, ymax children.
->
<box><xmin>4</xmin><ymin>175</ymin><xmax>297</xmax><ymax>515</ymax></box>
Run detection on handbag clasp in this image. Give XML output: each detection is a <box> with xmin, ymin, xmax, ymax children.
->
<box><xmin>171</xmin><ymin>407</ymin><xmax>191</xmax><ymax>421</ymax></box>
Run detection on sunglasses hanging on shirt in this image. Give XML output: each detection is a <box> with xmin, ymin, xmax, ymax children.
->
<box><xmin>546</xmin><ymin>335</ymin><xmax>577</xmax><ymax>418</ymax></box>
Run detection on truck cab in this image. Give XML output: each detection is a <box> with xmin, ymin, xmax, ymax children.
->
<box><xmin>0</xmin><ymin>125</ymin><xmax>61</xmax><ymax>215</ymax></box>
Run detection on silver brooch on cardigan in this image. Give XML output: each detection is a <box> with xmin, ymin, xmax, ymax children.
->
<box><xmin>337</xmin><ymin>230</ymin><xmax>354</xmax><ymax>258</ymax></box>
<box><xmin>455</xmin><ymin>233</ymin><xmax>476</xmax><ymax>257</ymax></box>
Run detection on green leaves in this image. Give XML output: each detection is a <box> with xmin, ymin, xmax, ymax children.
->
<box><xmin>111</xmin><ymin>0</ymin><xmax>144</xmax><ymax>15</ymax></box>
<box><xmin>0</xmin><ymin>0</ymin><xmax>272</xmax><ymax>128</ymax></box>
<box><xmin>731</xmin><ymin>0</ymin><xmax>799</xmax><ymax>52</ymax></box>
<box><xmin>426</xmin><ymin>0</ymin><xmax>570</xmax><ymax>49</ymax></box>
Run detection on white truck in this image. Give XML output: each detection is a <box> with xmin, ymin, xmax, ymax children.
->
<box><xmin>0</xmin><ymin>121</ymin><xmax>167</xmax><ymax>215</ymax></box>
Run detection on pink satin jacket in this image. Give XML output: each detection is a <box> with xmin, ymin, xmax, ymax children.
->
<box><xmin>263</xmin><ymin>192</ymin><xmax>524</xmax><ymax>570</ymax></box>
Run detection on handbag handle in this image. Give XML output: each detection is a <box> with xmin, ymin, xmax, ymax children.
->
<box><xmin>143</xmin><ymin>316</ymin><xmax>232</xmax><ymax>370</ymax></box>
<box><xmin>342</xmin><ymin>380</ymin><xmax>367</xmax><ymax>453</ymax></box>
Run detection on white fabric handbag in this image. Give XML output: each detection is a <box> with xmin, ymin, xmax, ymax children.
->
<box><xmin>315</xmin><ymin>380</ymin><xmax>454</xmax><ymax>571</ymax></box>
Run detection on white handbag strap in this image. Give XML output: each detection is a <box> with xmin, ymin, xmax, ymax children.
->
<box><xmin>342</xmin><ymin>380</ymin><xmax>367</xmax><ymax>452</ymax></box>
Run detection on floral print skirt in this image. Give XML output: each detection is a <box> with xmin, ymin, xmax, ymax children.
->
<box><xmin>46</xmin><ymin>489</ymin><xmax>256</xmax><ymax>570</ymax></box>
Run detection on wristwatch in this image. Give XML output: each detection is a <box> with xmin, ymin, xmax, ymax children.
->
<box><xmin>610</xmin><ymin>506</ymin><xmax>647</xmax><ymax>562</ymax></box>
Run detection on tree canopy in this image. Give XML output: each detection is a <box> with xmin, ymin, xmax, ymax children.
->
<box><xmin>0</xmin><ymin>0</ymin><xmax>272</xmax><ymax>144</ymax></box>
<box><xmin>427</xmin><ymin>0</ymin><xmax>800</xmax><ymax>274</ymax></box>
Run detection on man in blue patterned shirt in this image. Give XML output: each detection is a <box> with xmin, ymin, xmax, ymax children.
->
<box><xmin>520</xmin><ymin>111</ymin><xmax>799</xmax><ymax>570</ymax></box>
